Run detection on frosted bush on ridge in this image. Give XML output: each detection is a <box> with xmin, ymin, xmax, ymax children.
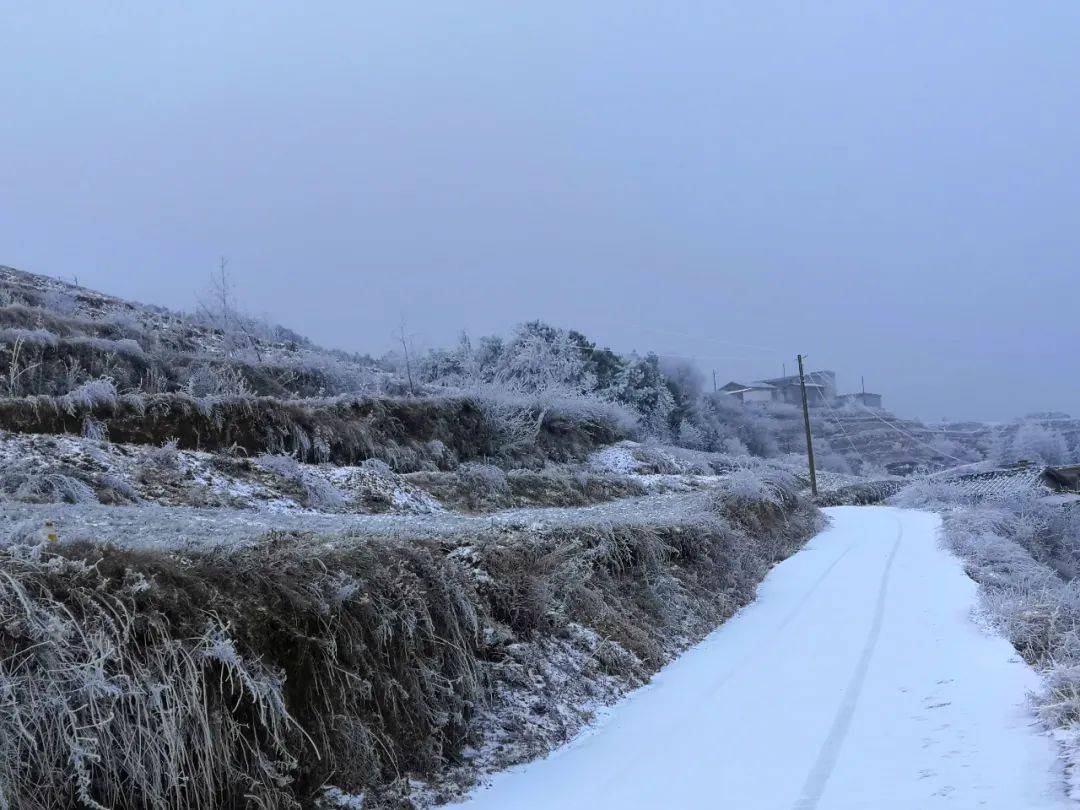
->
<box><xmin>720</xmin><ymin>467</ymin><xmax>798</xmax><ymax>509</ymax></box>
<box><xmin>256</xmin><ymin>453</ymin><xmax>347</xmax><ymax>511</ymax></box>
<box><xmin>63</xmin><ymin>376</ymin><xmax>117</xmax><ymax>413</ymax></box>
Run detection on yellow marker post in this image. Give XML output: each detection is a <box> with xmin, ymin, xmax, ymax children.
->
<box><xmin>44</xmin><ymin>520</ymin><xmax>57</xmax><ymax>543</ymax></box>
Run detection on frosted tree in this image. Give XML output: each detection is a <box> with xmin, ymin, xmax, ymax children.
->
<box><xmin>420</xmin><ymin>332</ymin><xmax>490</xmax><ymax>388</ymax></box>
<box><xmin>195</xmin><ymin>257</ymin><xmax>265</xmax><ymax>359</ymax></box>
<box><xmin>493</xmin><ymin>321</ymin><xmax>596</xmax><ymax>395</ymax></box>
<box><xmin>1010</xmin><ymin>422</ymin><xmax>1069</xmax><ymax>465</ymax></box>
<box><xmin>677</xmin><ymin>419</ymin><xmax>706</xmax><ymax>449</ymax></box>
<box><xmin>659</xmin><ymin>357</ymin><xmax>704</xmax><ymax>433</ymax></box>
<box><xmin>615</xmin><ymin>353</ymin><xmax>675</xmax><ymax>438</ymax></box>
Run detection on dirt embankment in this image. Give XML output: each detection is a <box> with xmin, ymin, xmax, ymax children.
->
<box><xmin>0</xmin><ymin>393</ymin><xmax>627</xmax><ymax>471</ymax></box>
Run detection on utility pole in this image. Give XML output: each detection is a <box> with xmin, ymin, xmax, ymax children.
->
<box><xmin>797</xmin><ymin>354</ymin><xmax>818</xmax><ymax>496</ymax></box>
<box><xmin>712</xmin><ymin>370</ymin><xmax>717</xmax><ymax>393</ymax></box>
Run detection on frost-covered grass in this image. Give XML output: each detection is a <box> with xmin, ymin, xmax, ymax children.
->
<box><xmin>407</xmin><ymin>464</ymin><xmax>649</xmax><ymax>513</ymax></box>
<box><xmin>893</xmin><ymin>477</ymin><xmax>1080</xmax><ymax>796</ymax></box>
<box><xmin>0</xmin><ymin>471</ymin><xmax>820</xmax><ymax>809</ymax></box>
<box><xmin>0</xmin><ymin>533</ymin><xmax>478</xmax><ymax>810</ymax></box>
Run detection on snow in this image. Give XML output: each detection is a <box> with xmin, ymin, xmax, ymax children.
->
<box><xmin>449</xmin><ymin>507</ymin><xmax>1070</xmax><ymax>809</ymax></box>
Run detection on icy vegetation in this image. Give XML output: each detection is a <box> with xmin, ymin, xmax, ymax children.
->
<box><xmin>0</xmin><ymin>267</ymin><xmax>837</xmax><ymax>808</ymax></box>
<box><xmin>0</xmin><ymin>467</ymin><xmax>821</xmax><ymax>809</ymax></box>
<box><xmin>0</xmin><ymin>264</ymin><xmax>1076</xmax><ymax>807</ymax></box>
<box><xmin>2</xmin><ymin>266</ymin><xmax>1078</xmax><ymax>475</ymax></box>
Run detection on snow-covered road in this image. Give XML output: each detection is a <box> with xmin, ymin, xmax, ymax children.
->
<box><xmin>452</xmin><ymin>506</ymin><xmax>1070</xmax><ymax>809</ymax></box>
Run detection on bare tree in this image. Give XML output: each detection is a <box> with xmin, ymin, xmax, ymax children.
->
<box><xmin>395</xmin><ymin>316</ymin><xmax>416</xmax><ymax>396</ymax></box>
<box><xmin>208</xmin><ymin>256</ymin><xmax>234</xmax><ymax>328</ymax></box>
<box><xmin>197</xmin><ymin>257</ymin><xmax>263</xmax><ymax>360</ymax></box>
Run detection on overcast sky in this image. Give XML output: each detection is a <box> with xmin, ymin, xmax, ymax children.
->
<box><xmin>2</xmin><ymin>2</ymin><xmax>1078</xmax><ymax>421</ymax></box>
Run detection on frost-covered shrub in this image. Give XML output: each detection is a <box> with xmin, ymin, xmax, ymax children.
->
<box><xmin>645</xmin><ymin>442</ymin><xmax>717</xmax><ymax>475</ymax></box>
<box><xmin>713</xmin><ymin>468</ymin><xmax>808</xmax><ymax>547</ymax></box>
<box><xmin>145</xmin><ymin>439</ymin><xmax>181</xmax><ymax>470</ymax></box>
<box><xmin>1035</xmin><ymin>663</ymin><xmax>1080</xmax><ymax>727</ymax></box>
<box><xmin>185</xmin><ymin>363</ymin><xmax>252</xmax><ymax>398</ymax></box>
<box><xmin>96</xmin><ymin>473</ymin><xmax>140</xmax><ymax>504</ymax></box>
<box><xmin>0</xmin><ymin>326</ymin><xmax>57</xmax><ymax>347</ymax></box>
<box><xmin>303</xmin><ymin>475</ymin><xmax>347</xmax><ymax>510</ymax></box>
<box><xmin>677</xmin><ymin>418</ymin><xmax>706</xmax><ymax>450</ymax></box>
<box><xmin>416</xmin><ymin>320</ymin><xmax>795</xmax><ymax>451</ymax></box>
<box><xmin>720</xmin><ymin>467</ymin><xmax>798</xmax><ymax>508</ymax></box>
<box><xmin>615</xmin><ymin>353</ymin><xmax>675</xmax><ymax>439</ymax></box>
<box><xmin>114</xmin><ymin>337</ymin><xmax>145</xmax><ymax>357</ymax></box>
<box><xmin>68</xmin><ymin>335</ymin><xmax>147</xmax><ymax>358</ymax></box>
<box><xmin>82</xmin><ymin>414</ymin><xmax>108</xmax><ymax>441</ymax></box>
<box><xmin>134</xmin><ymin>440</ymin><xmax>183</xmax><ymax>486</ymax></box>
<box><xmin>696</xmin><ymin>394</ymin><xmax>780</xmax><ymax>457</ymax></box>
<box><xmin>3</xmin><ymin>517</ymin><xmax>46</xmax><ymax>548</ymax></box>
<box><xmin>455</xmin><ymin>462</ymin><xmax>510</xmax><ymax>510</ymax></box>
<box><xmin>63</xmin><ymin>376</ymin><xmax>118</xmax><ymax>413</ymax></box>
<box><xmin>815</xmin><ymin>449</ymin><xmax>852</xmax><ymax>474</ymax></box>
<box><xmin>722</xmin><ymin>436</ymin><xmax>750</xmax><ymax>457</ymax></box>
<box><xmin>466</xmin><ymin>385</ymin><xmax>637</xmax><ymax>454</ymax></box>
<box><xmin>256</xmin><ymin>453</ymin><xmax>346</xmax><ymax>510</ymax></box>
<box><xmin>492</xmin><ymin>322</ymin><xmax>598</xmax><ymax>395</ymax></box>
<box><xmin>891</xmin><ymin>478</ymin><xmax>984</xmax><ymax>509</ymax></box>
<box><xmin>12</xmin><ymin>471</ymin><xmax>99</xmax><ymax>504</ymax></box>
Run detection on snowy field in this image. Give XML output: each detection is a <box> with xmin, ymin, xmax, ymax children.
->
<box><xmin>450</xmin><ymin>507</ymin><xmax>1070</xmax><ymax>809</ymax></box>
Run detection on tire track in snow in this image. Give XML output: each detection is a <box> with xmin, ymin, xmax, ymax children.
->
<box><xmin>793</xmin><ymin>518</ymin><xmax>904</xmax><ymax>810</ymax></box>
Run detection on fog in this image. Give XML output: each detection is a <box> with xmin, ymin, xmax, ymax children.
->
<box><xmin>2</xmin><ymin>2</ymin><xmax>1078</xmax><ymax>421</ymax></box>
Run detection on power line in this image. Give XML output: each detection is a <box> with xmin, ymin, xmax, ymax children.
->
<box><xmin>807</xmin><ymin>369</ymin><xmax>868</xmax><ymax>465</ymax></box>
<box><xmin>854</xmin><ymin>402</ymin><xmax>971</xmax><ymax>465</ymax></box>
<box><xmin>596</xmin><ymin>320</ymin><xmax>781</xmax><ymax>355</ymax></box>
<box><xmin>656</xmin><ymin>351</ymin><xmax>763</xmax><ymax>365</ymax></box>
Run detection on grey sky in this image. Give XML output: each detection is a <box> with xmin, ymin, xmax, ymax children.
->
<box><xmin>2</xmin><ymin>2</ymin><xmax>1078</xmax><ymax>421</ymax></box>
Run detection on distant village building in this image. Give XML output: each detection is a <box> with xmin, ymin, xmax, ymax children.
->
<box><xmin>837</xmin><ymin>392</ymin><xmax>883</xmax><ymax>409</ymax></box>
<box><xmin>760</xmin><ymin>370</ymin><xmax>837</xmax><ymax>406</ymax></box>
<box><xmin>718</xmin><ymin>381</ymin><xmax>776</xmax><ymax>403</ymax></box>
<box><xmin>718</xmin><ymin>369</ymin><xmax>882</xmax><ymax>409</ymax></box>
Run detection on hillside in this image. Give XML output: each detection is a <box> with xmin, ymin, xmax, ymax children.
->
<box><xmin>0</xmin><ymin>264</ymin><xmax>1076</xmax><ymax>808</ymax></box>
<box><xmin>0</xmin><ymin>265</ymin><xmax>832</xmax><ymax>809</ymax></box>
